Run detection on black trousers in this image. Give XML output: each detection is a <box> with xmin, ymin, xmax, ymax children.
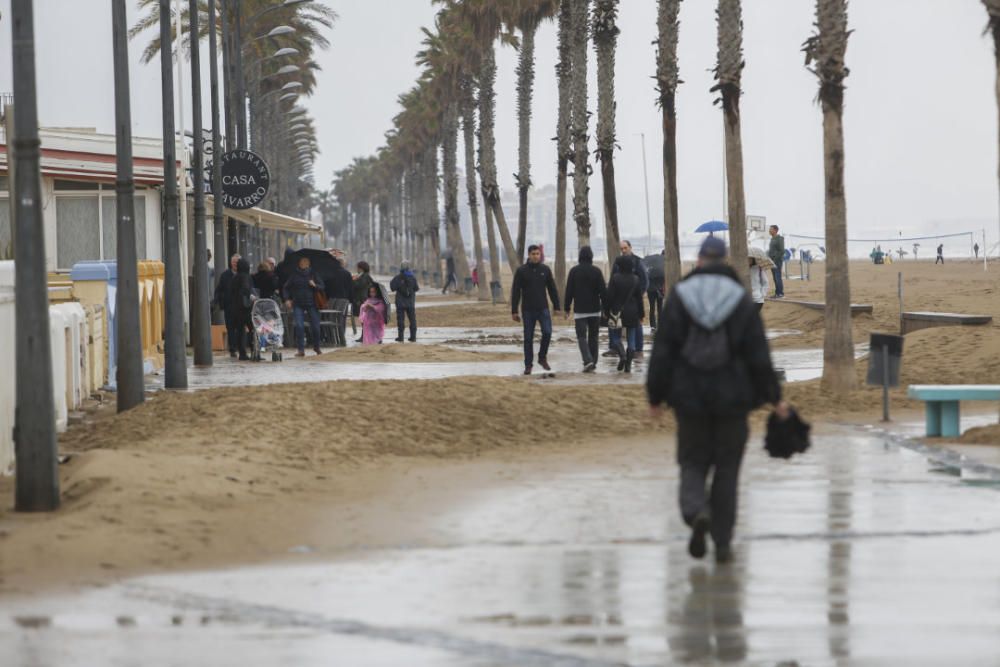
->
<box><xmin>676</xmin><ymin>413</ymin><xmax>749</xmax><ymax>548</ymax></box>
<box><xmin>231</xmin><ymin>309</ymin><xmax>250</xmax><ymax>358</ymax></box>
<box><xmin>648</xmin><ymin>290</ymin><xmax>664</xmax><ymax>330</ymax></box>
<box><xmin>397</xmin><ymin>304</ymin><xmax>417</xmax><ymax>340</ymax></box>
<box><xmin>573</xmin><ymin>316</ymin><xmax>600</xmax><ymax>365</ymax></box>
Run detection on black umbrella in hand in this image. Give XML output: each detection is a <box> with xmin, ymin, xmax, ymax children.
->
<box><xmin>278</xmin><ymin>248</ymin><xmax>341</xmax><ymax>290</ymax></box>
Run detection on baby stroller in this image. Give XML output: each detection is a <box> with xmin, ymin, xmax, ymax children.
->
<box><xmin>251</xmin><ymin>298</ymin><xmax>285</xmax><ymax>362</ymax></box>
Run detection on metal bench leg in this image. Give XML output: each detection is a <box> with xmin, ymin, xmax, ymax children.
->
<box><xmin>941</xmin><ymin>401</ymin><xmax>961</xmax><ymax>438</ymax></box>
<box><xmin>925</xmin><ymin>401</ymin><xmax>942</xmax><ymax>437</ymax></box>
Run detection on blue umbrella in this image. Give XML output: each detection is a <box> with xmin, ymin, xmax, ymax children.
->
<box><xmin>695</xmin><ymin>220</ymin><xmax>729</xmax><ymax>234</ymax></box>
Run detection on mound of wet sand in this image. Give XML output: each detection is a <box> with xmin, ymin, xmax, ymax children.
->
<box><xmin>311</xmin><ymin>343</ymin><xmax>520</xmax><ymax>363</ymax></box>
<box><xmin>959</xmin><ymin>424</ymin><xmax>1000</xmax><ymax>445</ymax></box>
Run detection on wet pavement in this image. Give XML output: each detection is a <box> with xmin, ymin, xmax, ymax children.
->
<box><xmin>149</xmin><ymin>327</ymin><xmax>831</xmax><ymax>389</ymax></box>
<box><xmin>4</xmin><ymin>427</ymin><xmax>1000</xmax><ymax>665</ymax></box>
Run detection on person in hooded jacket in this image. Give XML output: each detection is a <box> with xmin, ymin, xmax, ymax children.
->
<box><xmin>563</xmin><ymin>246</ymin><xmax>607</xmax><ymax>372</ymax></box>
<box><xmin>647</xmin><ymin>236</ymin><xmax>788</xmax><ymax>564</ymax></box>
<box><xmin>213</xmin><ymin>253</ymin><xmax>240</xmax><ymax>357</ymax></box>
<box><xmin>606</xmin><ymin>240</ymin><xmax>649</xmax><ymax>357</ymax></box>
<box><xmin>390</xmin><ymin>261</ymin><xmax>420</xmax><ymax>342</ymax></box>
<box><xmin>227</xmin><ymin>258</ymin><xmax>254</xmax><ymax>360</ymax></box>
<box><xmin>605</xmin><ymin>254</ymin><xmax>645</xmax><ymax>373</ymax></box>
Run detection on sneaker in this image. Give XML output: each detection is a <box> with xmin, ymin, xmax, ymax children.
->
<box><xmin>538</xmin><ymin>358</ymin><xmax>551</xmax><ymax>371</ymax></box>
<box><xmin>688</xmin><ymin>513</ymin><xmax>710</xmax><ymax>559</ymax></box>
<box><xmin>601</xmin><ymin>349</ymin><xmax>618</xmax><ymax>358</ymax></box>
<box><xmin>715</xmin><ymin>544</ymin><xmax>733</xmax><ymax>564</ymax></box>
<box><xmin>583</xmin><ymin>362</ymin><xmax>597</xmax><ymax>373</ymax></box>
<box><xmin>523</xmin><ymin>366</ymin><xmax>532</xmax><ymax>375</ymax></box>
<box><xmin>395</xmin><ymin>337</ymin><xmax>404</xmax><ymax>342</ymax></box>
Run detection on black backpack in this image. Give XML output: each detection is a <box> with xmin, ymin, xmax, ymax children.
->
<box><xmin>397</xmin><ymin>274</ymin><xmax>413</xmax><ymax>298</ymax></box>
<box><xmin>680</xmin><ymin>320</ymin><xmax>731</xmax><ymax>371</ymax></box>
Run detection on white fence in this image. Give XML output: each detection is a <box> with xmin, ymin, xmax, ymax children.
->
<box><xmin>0</xmin><ymin>262</ymin><xmax>91</xmax><ymax>475</ymax></box>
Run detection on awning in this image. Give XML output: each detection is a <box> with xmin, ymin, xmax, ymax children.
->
<box><xmin>206</xmin><ymin>195</ymin><xmax>322</xmax><ymax>235</ymax></box>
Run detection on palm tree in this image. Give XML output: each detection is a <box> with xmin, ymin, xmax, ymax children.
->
<box><xmin>656</xmin><ymin>0</ymin><xmax>683</xmax><ymax>290</ymax></box>
<box><xmin>570</xmin><ymin>0</ymin><xmax>592</xmax><ymax>247</ymax></box>
<box><xmin>805</xmin><ymin>0</ymin><xmax>854</xmax><ymax>394</ymax></box>
<box><xmin>713</xmin><ymin>0</ymin><xmax>748</xmax><ymax>284</ymax></box>
<box><xmin>462</xmin><ymin>82</ymin><xmax>492</xmax><ymax>300</ymax></box>
<box><xmin>985</xmin><ymin>1</ymin><xmax>1000</xmax><ymax>259</ymax></box>
<box><xmin>513</xmin><ymin>1</ymin><xmax>559</xmax><ymax>263</ymax></box>
<box><xmin>554</xmin><ymin>0</ymin><xmax>572</xmax><ymax>293</ymax></box>
<box><xmin>593</xmin><ymin>0</ymin><xmax>620</xmax><ymax>264</ymax></box>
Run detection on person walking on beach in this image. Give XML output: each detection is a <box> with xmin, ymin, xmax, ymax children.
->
<box><xmin>511</xmin><ymin>245</ymin><xmax>561</xmax><ymax>375</ymax></box>
<box><xmin>442</xmin><ymin>255</ymin><xmax>458</xmax><ymax>294</ymax></box>
<box><xmin>936</xmin><ymin>244</ymin><xmax>944</xmax><ymax>264</ymax></box>
<box><xmin>647</xmin><ymin>236</ymin><xmax>786</xmax><ymax>564</ymax></box>
<box><xmin>974</xmin><ymin>242</ymin><xmax>980</xmax><ymax>260</ymax></box>
<box><xmin>563</xmin><ymin>245</ymin><xmax>607</xmax><ymax>373</ymax></box>
<box><xmin>228</xmin><ymin>258</ymin><xmax>254</xmax><ymax>360</ymax></box>
<box><xmin>647</xmin><ymin>252</ymin><xmax>666</xmax><ymax>332</ymax></box>
<box><xmin>768</xmin><ymin>225</ymin><xmax>785</xmax><ymax>297</ymax></box>
<box><xmin>605</xmin><ymin>240</ymin><xmax>649</xmax><ymax>358</ymax></box>
<box><xmin>391</xmin><ymin>261</ymin><xmax>420</xmax><ymax>342</ymax></box>
<box><xmin>606</xmin><ymin>255</ymin><xmax>646</xmax><ymax>373</ymax></box>
<box><xmin>359</xmin><ymin>285</ymin><xmax>387</xmax><ymax>344</ymax></box>
<box><xmin>284</xmin><ymin>256</ymin><xmax>325</xmax><ymax>357</ymax></box>
<box><xmin>214</xmin><ymin>253</ymin><xmax>240</xmax><ymax>358</ymax></box>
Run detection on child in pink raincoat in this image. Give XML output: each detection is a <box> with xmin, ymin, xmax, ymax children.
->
<box><xmin>359</xmin><ymin>285</ymin><xmax>386</xmax><ymax>344</ymax></box>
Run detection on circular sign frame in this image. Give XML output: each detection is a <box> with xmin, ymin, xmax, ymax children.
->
<box><xmin>216</xmin><ymin>149</ymin><xmax>271</xmax><ymax>210</ymax></box>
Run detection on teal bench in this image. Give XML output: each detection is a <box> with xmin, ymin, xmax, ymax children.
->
<box><xmin>907</xmin><ymin>385</ymin><xmax>1000</xmax><ymax>437</ymax></box>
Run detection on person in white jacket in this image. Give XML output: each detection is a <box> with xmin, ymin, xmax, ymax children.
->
<box><xmin>749</xmin><ymin>257</ymin><xmax>769</xmax><ymax>311</ymax></box>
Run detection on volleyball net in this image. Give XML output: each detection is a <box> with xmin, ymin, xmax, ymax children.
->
<box><xmin>784</xmin><ymin>231</ymin><xmax>983</xmax><ymax>261</ymax></box>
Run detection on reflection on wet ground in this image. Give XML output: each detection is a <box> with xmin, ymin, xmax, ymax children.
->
<box><xmin>148</xmin><ymin>327</ymin><xmax>831</xmax><ymax>390</ymax></box>
<box><xmin>4</xmin><ymin>429</ymin><xmax>1000</xmax><ymax>665</ymax></box>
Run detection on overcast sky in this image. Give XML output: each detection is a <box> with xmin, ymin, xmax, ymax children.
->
<box><xmin>0</xmin><ymin>1</ymin><xmax>996</xmax><ymax>248</ymax></box>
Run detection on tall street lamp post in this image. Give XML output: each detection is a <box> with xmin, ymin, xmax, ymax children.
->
<box><xmin>111</xmin><ymin>0</ymin><xmax>144</xmax><ymax>412</ymax></box>
<box><xmin>189</xmin><ymin>0</ymin><xmax>212</xmax><ymax>367</ymax></box>
<box><xmin>11</xmin><ymin>0</ymin><xmax>59</xmax><ymax>512</ymax></box>
<box><xmin>159</xmin><ymin>0</ymin><xmax>188</xmax><ymax>389</ymax></box>
<box><xmin>208</xmin><ymin>0</ymin><xmax>227</xmax><ymax>322</ymax></box>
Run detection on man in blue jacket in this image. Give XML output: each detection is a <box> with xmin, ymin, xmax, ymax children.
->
<box><xmin>283</xmin><ymin>256</ymin><xmax>325</xmax><ymax>357</ymax></box>
<box><xmin>390</xmin><ymin>261</ymin><xmax>420</xmax><ymax>342</ymax></box>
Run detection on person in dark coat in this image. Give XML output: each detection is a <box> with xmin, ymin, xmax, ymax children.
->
<box><xmin>253</xmin><ymin>260</ymin><xmax>280</xmax><ymax>301</ymax></box>
<box><xmin>283</xmin><ymin>256</ymin><xmax>325</xmax><ymax>356</ymax></box>
<box><xmin>213</xmin><ymin>253</ymin><xmax>240</xmax><ymax>357</ymax></box>
<box><xmin>563</xmin><ymin>245</ymin><xmax>607</xmax><ymax>372</ymax></box>
<box><xmin>605</xmin><ymin>254</ymin><xmax>645</xmax><ymax>373</ymax></box>
<box><xmin>647</xmin><ymin>236</ymin><xmax>787</xmax><ymax>564</ymax></box>
<box><xmin>647</xmin><ymin>251</ymin><xmax>666</xmax><ymax>331</ymax></box>
<box><xmin>607</xmin><ymin>240</ymin><xmax>649</xmax><ymax>357</ymax></box>
<box><xmin>511</xmin><ymin>245</ymin><xmax>561</xmax><ymax>374</ymax></box>
<box><xmin>390</xmin><ymin>261</ymin><xmax>420</xmax><ymax>342</ymax></box>
<box><xmin>351</xmin><ymin>261</ymin><xmax>375</xmax><ymax>343</ymax></box>
<box><xmin>326</xmin><ymin>257</ymin><xmax>355</xmax><ymax>301</ymax></box>
<box><xmin>227</xmin><ymin>258</ymin><xmax>254</xmax><ymax>360</ymax></box>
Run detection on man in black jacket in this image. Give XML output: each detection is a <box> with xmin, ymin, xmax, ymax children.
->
<box><xmin>213</xmin><ymin>253</ymin><xmax>240</xmax><ymax>357</ymax></box>
<box><xmin>606</xmin><ymin>240</ymin><xmax>649</xmax><ymax>357</ymax></box>
<box><xmin>511</xmin><ymin>245</ymin><xmax>561</xmax><ymax>374</ymax></box>
<box><xmin>390</xmin><ymin>261</ymin><xmax>420</xmax><ymax>342</ymax></box>
<box><xmin>647</xmin><ymin>236</ymin><xmax>787</xmax><ymax>564</ymax></box>
<box><xmin>563</xmin><ymin>245</ymin><xmax>607</xmax><ymax>373</ymax></box>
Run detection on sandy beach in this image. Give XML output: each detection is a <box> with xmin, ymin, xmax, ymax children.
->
<box><xmin>1</xmin><ymin>258</ymin><xmax>998</xmax><ymax>594</ymax></box>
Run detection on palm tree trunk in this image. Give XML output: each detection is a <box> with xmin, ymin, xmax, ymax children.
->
<box><xmin>570</xmin><ymin>0</ymin><xmax>592</xmax><ymax>248</ymax></box>
<box><xmin>988</xmin><ymin>2</ymin><xmax>1000</xmax><ymax>260</ymax></box>
<box><xmin>554</xmin><ymin>0</ymin><xmax>573</xmax><ymax>294</ymax></box>
<box><xmin>657</xmin><ymin>0</ymin><xmax>683</xmax><ymax>289</ymax></box>
<box><xmin>810</xmin><ymin>0</ymin><xmax>854</xmax><ymax>394</ymax></box>
<box><xmin>716</xmin><ymin>0</ymin><xmax>748</xmax><ymax>285</ymax></box>
<box><xmin>462</xmin><ymin>92</ymin><xmax>491</xmax><ymax>301</ymax></box>
<box><xmin>478</xmin><ymin>45</ymin><xmax>520</xmax><ymax>275</ymax></box>
<box><xmin>594</xmin><ymin>0</ymin><xmax>621</xmax><ymax>264</ymax></box>
<box><xmin>442</xmin><ymin>105</ymin><xmax>471</xmax><ymax>290</ymax></box>
<box><xmin>515</xmin><ymin>21</ymin><xmax>538</xmax><ymax>263</ymax></box>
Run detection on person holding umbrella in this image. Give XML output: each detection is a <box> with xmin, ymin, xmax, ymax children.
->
<box><xmin>283</xmin><ymin>256</ymin><xmax>325</xmax><ymax>357</ymax></box>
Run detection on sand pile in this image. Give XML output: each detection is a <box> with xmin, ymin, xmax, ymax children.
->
<box><xmin>311</xmin><ymin>343</ymin><xmax>520</xmax><ymax>363</ymax></box>
<box><xmin>959</xmin><ymin>424</ymin><xmax>1000</xmax><ymax>445</ymax></box>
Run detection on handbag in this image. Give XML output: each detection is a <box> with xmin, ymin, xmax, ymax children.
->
<box><xmin>607</xmin><ymin>310</ymin><xmax>622</xmax><ymax>330</ymax></box>
<box><xmin>314</xmin><ymin>289</ymin><xmax>329</xmax><ymax>310</ymax></box>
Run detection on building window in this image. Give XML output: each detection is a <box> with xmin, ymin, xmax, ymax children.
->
<box><xmin>56</xmin><ymin>196</ymin><xmax>100</xmax><ymax>269</ymax></box>
<box><xmin>101</xmin><ymin>196</ymin><xmax>147</xmax><ymax>260</ymax></box>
